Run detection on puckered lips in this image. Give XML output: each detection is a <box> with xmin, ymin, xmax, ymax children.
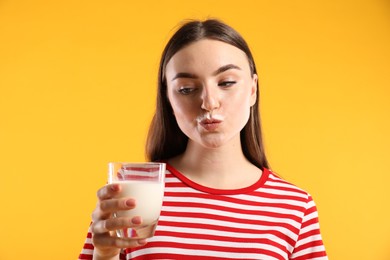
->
<box><xmin>199</xmin><ymin>118</ymin><xmax>223</xmax><ymax>131</ymax></box>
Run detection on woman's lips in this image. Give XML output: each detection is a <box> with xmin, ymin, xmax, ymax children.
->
<box><xmin>199</xmin><ymin>118</ymin><xmax>222</xmax><ymax>131</ymax></box>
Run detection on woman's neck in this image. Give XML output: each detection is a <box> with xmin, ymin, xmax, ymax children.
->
<box><xmin>168</xmin><ymin>139</ymin><xmax>262</xmax><ymax>189</ymax></box>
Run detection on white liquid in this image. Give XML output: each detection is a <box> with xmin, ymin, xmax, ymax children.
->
<box><xmin>113</xmin><ymin>181</ymin><xmax>164</xmax><ymax>224</ymax></box>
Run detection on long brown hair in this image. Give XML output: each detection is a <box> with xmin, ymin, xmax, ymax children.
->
<box><xmin>146</xmin><ymin>19</ymin><xmax>269</xmax><ymax>170</ymax></box>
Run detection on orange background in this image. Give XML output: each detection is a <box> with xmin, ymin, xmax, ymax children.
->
<box><xmin>1</xmin><ymin>0</ymin><xmax>389</xmax><ymax>259</ymax></box>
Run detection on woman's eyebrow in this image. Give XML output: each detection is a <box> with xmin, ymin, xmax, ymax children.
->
<box><xmin>213</xmin><ymin>64</ymin><xmax>241</xmax><ymax>76</ymax></box>
<box><xmin>171</xmin><ymin>64</ymin><xmax>241</xmax><ymax>81</ymax></box>
<box><xmin>171</xmin><ymin>72</ymin><xmax>197</xmax><ymax>81</ymax></box>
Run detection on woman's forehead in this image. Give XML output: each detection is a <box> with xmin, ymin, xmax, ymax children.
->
<box><xmin>166</xmin><ymin>39</ymin><xmax>251</xmax><ymax>75</ymax></box>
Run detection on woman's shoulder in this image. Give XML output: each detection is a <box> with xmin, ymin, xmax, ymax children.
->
<box><xmin>263</xmin><ymin>168</ymin><xmax>313</xmax><ymax>200</ymax></box>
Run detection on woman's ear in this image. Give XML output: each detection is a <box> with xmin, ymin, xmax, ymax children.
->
<box><xmin>250</xmin><ymin>74</ymin><xmax>258</xmax><ymax>106</ymax></box>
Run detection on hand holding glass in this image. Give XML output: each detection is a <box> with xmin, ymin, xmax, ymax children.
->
<box><xmin>108</xmin><ymin>162</ymin><xmax>165</xmax><ymax>239</ymax></box>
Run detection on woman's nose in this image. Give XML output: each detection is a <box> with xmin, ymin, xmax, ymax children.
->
<box><xmin>201</xmin><ymin>86</ymin><xmax>220</xmax><ymax>112</ymax></box>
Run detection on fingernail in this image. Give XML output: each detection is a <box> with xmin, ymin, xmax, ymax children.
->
<box><xmin>126</xmin><ymin>199</ymin><xmax>135</xmax><ymax>207</ymax></box>
<box><xmin>138</xmin><ymin>239</ymin><xmax>147</xmax><ymax>245</ymax></box>
<box><xmin>111</xmin><ymin>184</ymin><xmax>120</xmax><ymax>191</ymax></box>
<box><xmin>131</xmin><ymin>216</ymin><xmax>142</xmax><ymax>224</ymax></box>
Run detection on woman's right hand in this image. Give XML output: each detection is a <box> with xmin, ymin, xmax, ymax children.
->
<box><xmin>90</xmin><ymin>183</ymin><xmax>147</xmax><ymax>259</ymax></box>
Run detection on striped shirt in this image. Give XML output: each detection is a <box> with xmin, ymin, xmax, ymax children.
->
<box><xmin>79</xmin><ymin>164</ymin><xmax>327</xmax><ymax>260</ymax></box>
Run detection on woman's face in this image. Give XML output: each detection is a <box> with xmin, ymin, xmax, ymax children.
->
<box><xmin>165</xmin><ymin>39</ymin><xmax>257</xmax><ymax>149</ymax></box>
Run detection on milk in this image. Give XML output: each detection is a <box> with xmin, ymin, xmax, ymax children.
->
<box><xmin>113</xmin><ymin>180</ymin><xmax>165</xmax><ymax>224</ymax></box>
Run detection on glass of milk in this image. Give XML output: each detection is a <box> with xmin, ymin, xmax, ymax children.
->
<box><xmin>108</xmin><ymin>162</ymin><xmax>166</xmax><ymax>239</ymax></box>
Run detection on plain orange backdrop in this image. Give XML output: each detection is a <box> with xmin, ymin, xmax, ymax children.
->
<box><xmin>0</xmin><ymin>0</ymin><xmax>389</xmax><ymax>259</ymax></box>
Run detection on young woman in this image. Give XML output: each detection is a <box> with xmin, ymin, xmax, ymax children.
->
<box><xmin>79</xmin><ymin>19</ymin><xmax>328</xmax><ymax>260</ymax></box>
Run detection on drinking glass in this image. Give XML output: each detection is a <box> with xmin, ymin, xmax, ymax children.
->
<box><xmin>108</xmin><ymin>162</ymin><xmax>165</xmax><ymax>239</ymax></box>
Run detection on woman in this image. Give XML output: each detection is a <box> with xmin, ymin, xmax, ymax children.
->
<box><xmin>79</xmin><ymin>19</ymin><xmax>328</xmax><ymax>260</ymax></box>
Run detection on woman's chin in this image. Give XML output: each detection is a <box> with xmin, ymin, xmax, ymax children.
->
<box><xmin>198</xmin><ymin>136</ymin><xmax>229</xmax><ymax>149</ymax></box>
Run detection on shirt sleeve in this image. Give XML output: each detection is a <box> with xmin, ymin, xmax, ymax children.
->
<box><xmin>78</xmin><ymin>224</ymin><xmax>94</xmax><ymax>259</ymax></box>
<box><xmin>290</xmin><ymin>195</ymin><xmax>328</xmax><ymax>260</ymax></box>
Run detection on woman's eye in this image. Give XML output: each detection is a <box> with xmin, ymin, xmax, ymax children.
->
<box><xmin>218</xmin><ymin>81</ymin><xmax>236</xmax><ymax>87</ymax></box>
<box><xmin>178</xmin><ymin>87</ymin><xmax>195</xmax><ymax>95</ymax></box>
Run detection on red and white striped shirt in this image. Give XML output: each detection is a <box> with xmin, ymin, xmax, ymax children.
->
<box><xmin>79</xmin><ymin>165</ymin><xmax>327</xmax><ymax>260</ymax></box>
